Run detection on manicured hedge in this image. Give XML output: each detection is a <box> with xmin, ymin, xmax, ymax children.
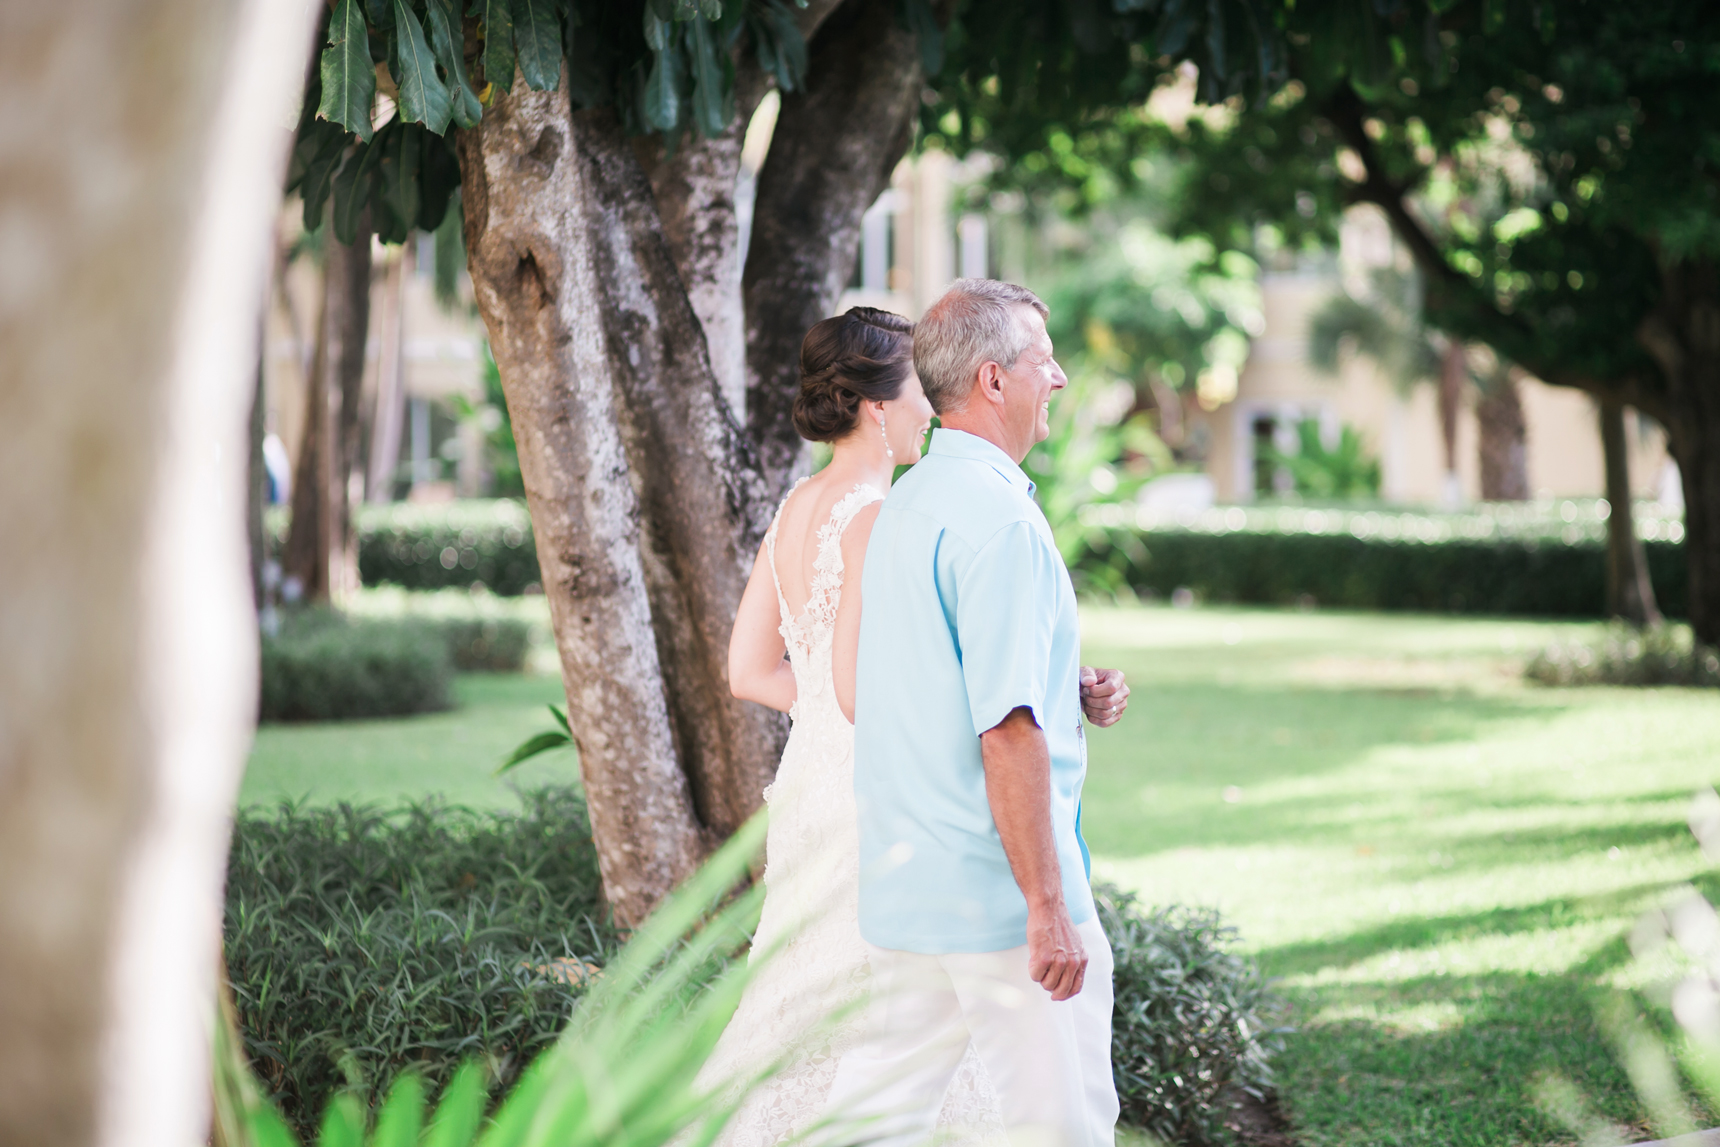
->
<box><xmin>1076</xmin><ymin>501</ymin><xmax>1687</xmax><ymax>617</ymax></box>
<box><xmin>260</xmin><ymin>611</ymin><xmax>455</xmax><ymax>721</ymax></box>
<box><xmin>356</xmin><ymin>501</ymin><xmax>541</xmax><ymax>595</ymax></box>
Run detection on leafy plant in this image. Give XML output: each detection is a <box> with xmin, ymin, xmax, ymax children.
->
<box><xmin>500</xmin><ymin>706</ymin><xmax>575</xmax><ymax>774</ymax></box>
<box><xmin>220</xmin><ymin>804</ymin><xmax>772</xmax><ymax>1147</ymax></box>
<box><xmin>449</xmin><ymin>344</ymin><xmax>524</xmax><ymax>499</ymax></box>
<box><xmin>1526</xmin><ymin>624</ymin><xmax>1720</xmax><ymax>688</ymax></box>
<box><xmin>1097</xmin><ymin>884</ymin><xmax>1284</xmax><ymax>1147</ymax></box>
<box><xmin>1022</xmin><ymin>360</ymin><xmax>1168</xmax><ymax>595</ymax></box>
<box><xmin>287</xmin><ymin>0</ymin><xmax>817</xmax><ymax>248</ymax></box>
<box><xmin>1266</xmin><ymin>419</ymin><xmax>1382</xmax><ymax>501</ymax></box>
<box><xmin>260</xmin><ymin>610</ymin><xmax>455</xmax><ymax>721</ymax></box>
<box><xmin>225</xmin><ymin>789</ymin><xmax>615</xmax><ymax>1131</ymax></box>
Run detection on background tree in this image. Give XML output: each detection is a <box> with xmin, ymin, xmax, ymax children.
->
<box><xmin>0</xmin><ymin>0</ymin><xmax>313</xmax><ymax>1141</ymax></box>
<box><xmin>926</xmin><ymin>0</ymin><xmax>1710</xmax><ymax>633</ymax></box>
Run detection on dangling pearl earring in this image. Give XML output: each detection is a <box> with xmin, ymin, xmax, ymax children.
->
<box><xmin>881</xmin><ymin>415</ymin><xmax>894</xmax><ymax>462</ymax></box>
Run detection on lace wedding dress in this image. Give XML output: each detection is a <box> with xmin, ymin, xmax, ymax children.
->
<box><xmin>698</xmin><ymin>481</ymin><xmax>1005</xmax><ymax>1147</ymax></box>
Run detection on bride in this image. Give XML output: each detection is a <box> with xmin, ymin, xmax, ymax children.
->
<box><xmin>703</xmin><ymin>307</ymin><xmax>1004</xmax><ymax>1146</ymax></box>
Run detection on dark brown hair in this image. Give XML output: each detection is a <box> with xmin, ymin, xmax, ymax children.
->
<box><xmin>791</xmin><ymin>307</ymin><xmax>916</xmax><ymax>442</ymax></box>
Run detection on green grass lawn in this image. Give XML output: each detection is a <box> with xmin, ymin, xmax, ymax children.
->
<box><xmin>243</xmin><ymin>603</ymin><xmax>1720</xmax><ymax>1145</ymax></box>
<box><xmin>243</xmin><ymin>673</ymin><xmax>579</xmax><ymax>808</ymax></box>
<box><xmin>1078</xmin><ymin>605</ymin><xmax>1720</xmax><ymax>1147</ymax></box>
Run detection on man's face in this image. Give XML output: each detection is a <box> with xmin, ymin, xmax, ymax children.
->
<box><xmin>996</xmin><ymin>309</ymin><xmax>1067</xmax><ymax>456</ymax></box>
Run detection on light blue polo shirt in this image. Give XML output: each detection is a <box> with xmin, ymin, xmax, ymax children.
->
<box><xmin>853</xmin><ymin>428</ymin><xmax>1093</xmax><ymax>954</ymax></box>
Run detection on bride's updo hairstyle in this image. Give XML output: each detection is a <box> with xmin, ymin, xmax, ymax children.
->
<box><xmin>792</xmin><ymin>306</ymin><xmax>915</xmax><ymax>442</ymax></box>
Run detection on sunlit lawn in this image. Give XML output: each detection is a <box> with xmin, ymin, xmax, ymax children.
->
<box><xmin>243</xmin><ymin>672</ymin><xmax>579</xmax><ymax>808</ymax></box>
<box><xmin>244</xmin><ymin>602</ymin><xmax>1720</xmax><ymax>1145</ymax></box>
<box><xmin>1080</xmin><ymin>604</ymin><xmax>1720</xmax><ymax>1147</ymax></box>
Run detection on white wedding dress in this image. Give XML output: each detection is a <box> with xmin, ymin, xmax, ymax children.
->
<box><xmin>698</xmin><ymin>481</ymin><xmax>1005</xmax><ymax>1147</ymax></box>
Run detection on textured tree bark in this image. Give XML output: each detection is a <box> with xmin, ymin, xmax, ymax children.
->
<box><xmin>742</xmin><ymin>0</ymin><xmax>926</xmax><ymax>498</ymax></box>
<box><xmin>1476</xmin><ymin>369</ymin><xmax>1528</xmax><ymax>501</ymax></box>
<box><xmin>1599</xmin><ymin>397</ymin><xmax>1662</xmax><ymax>626</ymax></box>
<box><xmin>1639</xmin><ymin>257</ymin><xmax>1720</xmax><ymax>646</ymax></box>
<box><xmin>282</xmin><ymin>223</ymin><xmax>372</xmax><ymax>602</ymax></box>
<box><xmin>0</xmin><ymin>0</ymin><xmax>311</xmax><ymax>1142</ymax></box>
<box><xmin>635</xmin><ymin>63</ymin><xmax>770</xmax><ymax>418</ymax></box>
<box><xmin>457</xmin><ymin>70</ymin><xmax>784</xmax><ymax>922</ymax></box>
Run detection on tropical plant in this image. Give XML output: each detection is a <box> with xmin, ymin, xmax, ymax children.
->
<box><xmin>217</xmin><ymin>809</ymin><xmax>773</xmax><ymax>1147</ymax></box>
<box><xmin>1021</xmin><ymin>359</ymin><xmax>1167</xmax><ymax>594</ymax></box>
<box><xmin>1265</xmin><ymin>419</ymin><xmax>1382</xmax><ymax>502</ymax></box>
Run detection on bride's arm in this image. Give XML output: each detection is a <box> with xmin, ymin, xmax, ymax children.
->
<box><xmin>831</xmin><ymin>502</ymin><xmax>883</xmax><ymax>725</ymax></box>
<box><xmin>730</xmin><ymin>537</ymin><xmax>796</xmax><ymax>712</ymax></box>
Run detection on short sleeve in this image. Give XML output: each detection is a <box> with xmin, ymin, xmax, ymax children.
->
<box><xmin>954</xmin><ymin>520</ymin><xmax>1060</xmax><ymax>737</ymax></box>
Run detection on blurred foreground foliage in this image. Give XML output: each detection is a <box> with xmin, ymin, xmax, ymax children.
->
<box><xmin>226</xmin><ymin>792</ymin><xmax>1279</xmax><ymax>1141</ymax></box>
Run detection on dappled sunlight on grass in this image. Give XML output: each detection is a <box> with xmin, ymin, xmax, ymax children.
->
<box><xmin>1080</xmin><ymin>603</ymin><xmax>1720</xmax><ymax>1147</ymax></box>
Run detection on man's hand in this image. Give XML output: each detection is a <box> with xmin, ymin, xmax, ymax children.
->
<box><xmin>1026</xmin><ymin>901</ymin><xmax>1088</xmax><ymax>1001</ymax></box>
<box><xmin>1080</xmin><ymin>667</ymin><xmax>1129</xmax><ymax>727</ymax></box>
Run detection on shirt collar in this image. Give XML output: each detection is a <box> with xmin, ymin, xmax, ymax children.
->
<box><xmin>929</xmin><ymin>428</ymin><xmax>1037</xmax><ymax>498</ymax></box>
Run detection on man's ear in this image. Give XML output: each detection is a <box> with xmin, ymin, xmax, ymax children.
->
<box><xmin>976</xmin><ymin>361</ymin><xmax>1005</xmax><ymax>405</ymax></box>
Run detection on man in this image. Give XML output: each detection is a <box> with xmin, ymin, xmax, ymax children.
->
<box><xmin>826</xmin><ymin>279</ymin><xmax>1131</xmax><ymax>1147</ymax></box>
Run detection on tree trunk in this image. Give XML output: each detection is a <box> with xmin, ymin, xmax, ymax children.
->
<box><xmin>1436</xmin><ymin>337</ymin><xmax>1465</xmax><ymax>508</ymax></box>
<box><xmin>456</xmin><ymin>70</ymin><xmax>782</xmax><ymax>924</ymax></box>
<box><xmin>635</xmin><ymin>63</ymin><xmax>770</xmax><ymax>418</ymax></box>
<box><xmin>248</xmin><ymin>339</ymin><xmax>269</xmax><ymax>608</ymax></box>
<box><xmin>1599</xmin><ymin>397</ymin><xmax>1662</xmax><ymax>626</ymax></box>
<box><xmin>367</xmin><ymin>242</ymin><xmax>409</xmax><ymax>502</ymax></box>
<box><xmin>1639</xmin><ymin>256</ymin><xmax>1720</xmax><ymax>646</ymax></box>
<box><xmin>0</xmin><ymin>0</ymin><xmax>312</xmax><ymax>1142</ymax></box>
<box><xmin>282</xmin><ymin>222</ymin><xmax>372</xmax><ymax>603</ymax></box>
<box><xmin>742</xmin><ymin>0</ymin><xmax>927</xmax><ymax>498</ymax></box>
<box><xmin>1476</xmin><ymin>368</ymin><xmax>1528</xmax><ymax>501</ymax></box>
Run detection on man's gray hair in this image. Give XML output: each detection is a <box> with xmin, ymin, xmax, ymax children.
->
<box><xmin>913</xmin><ymin>278</ymin><xmax>1049</xmax><ymax>414</ymax></box>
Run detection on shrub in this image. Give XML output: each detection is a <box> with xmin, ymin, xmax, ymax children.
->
<box><xmin>260</xmin><ymin>611</ymin><xmax>454</xmax><ymax>721</ymax></box>
<box><xmin>225</xmin><ymin>788</ymin><xmax>617</xmax><ymax>1133</ymax></box>
<box><xmin>1074</xmin><ymin>501</ymin><xmax>1687</xmax><ymax>617</ymax></box>
<box><xmin>346</xmin><ymin>587</ymin><xmax>542</xmax><ymax>672</ymax></box>
<box><xmin>1098</xmin><ymin>883</ymin><xmax>1284</xmax><ymax>1146</ymax></box>
<box><xmin>438</xmin><ymin>616</ymin><xmax>533</xmax><ymax>671</ymax></box>
<box><xmin>355</xmin><ymin>500</ymin><xmax>541</xmax><ymax>595</ymax></box>
<box><xmin>1526</xmin><ymin>623</ymin><xmax>1720</xmax><ymax>687</ymax></box>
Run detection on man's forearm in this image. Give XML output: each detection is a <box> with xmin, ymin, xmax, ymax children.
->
<box><xmin>980</xmin><ymin>706</ymin><xmax>1063</xmax><ymax>909</ymax></box>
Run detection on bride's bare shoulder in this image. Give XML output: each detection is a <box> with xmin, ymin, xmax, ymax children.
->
<box><xmin>839</xmin><ymin>500</ymin><xmax>884</xmax><ymax>571</ymax></box>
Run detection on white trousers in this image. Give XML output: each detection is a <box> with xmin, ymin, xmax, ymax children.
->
<box><xmin>822</xmin><ymin>915</ymin><xmax>1118</xmax><ymax>1147</ymax></box>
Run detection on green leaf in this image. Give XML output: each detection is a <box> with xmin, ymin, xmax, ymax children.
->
<box><xmin>642</xmin><ymin>40</ymin><xmax>683</xmax><ymax>132</ymax></box>
<box><xmin>315</xmin><ymin>1092</ymin><xmax>365</xmax><ymax>1147</ymax></box>
<box><xmin>331</xmin><ymin>138</ymin><xmax>379</xmax><ymax>244</ymax></box>
<box><xmin>899</xmin><ymin>0</ymin><xmax>942</xmax><ymax>77</ymax></box>
<box><xmin>319</xmin><ymin>0</ymin><xmax>377</xmax><ymax>141</ymax></box>
<box><xmin>393</xmin><ymin>0</ymin><xmax>454</xmax><ymax>134</ymax></box>
<box><xmin>422</xmin><ymin>1062</ymin><xmax>487</xmax><ymax>1147</ymax></box>
<box><xmin>377</xmin><ymin>123</ymin><xmax>421</xmax><ymax>243</ymax></box>
<box><xmin>497</xmin><ymin>730</ymin><xmax>572</xmax><ymax>774</ymax></box>
<box><xmin>642</xmin><ymin>8</ymin><xmax>671</xmax><ymax>51</ymax></box>
<box><xmin>480</xmin><ymin>0</ymin><xmax>515</xmax><ymax>92</ymax></box>
<box><xmin>548</xmin><ymin>703</ymin><xmax>570</xmax><ymax>736</ymax></box>
<box><xmin>418</xmin><ymin>131</ymin><xmax>462</xmax><ymax>231</ymax></box>
<box><xmin>428</xmin><ymin>0</ymin><xmax>484</xmax><ymax>128</ymax></box>
<box><xmin>293</xmin><ymin>122</ymin><xmax>352</xmax><ymax>230</ymax></box>
<box><xmin>688</xmin><ymin>17</ymin><xmax>732</xmax><ymax>138</ymax></box>
<box><xmin>369</xmin><ymin>1073</ymin><xmax>425</xmax><ymax>1147</ymax></box>
<box><xmin>513</xmin><ymin>0</ymin><xmax>561</xmax><ymax>91</ymax></box>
